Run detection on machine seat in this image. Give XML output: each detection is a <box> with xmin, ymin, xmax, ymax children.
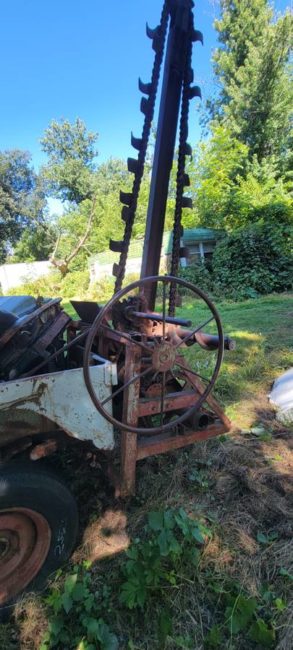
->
<box><xmin>0</xmin><ymin>296</ymin><xmax>38</xmax><ymax>337</ymax></box>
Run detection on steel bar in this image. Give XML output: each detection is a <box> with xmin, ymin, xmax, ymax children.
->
<box><xmin>137</xmin><ymin>423</ymin><xmax>227</xmax><ymax>460</ymax></box>
<box><xmin>138</xmin><ymin>389</ymin><xmax>197</xmax><ymax>417</ymax></box>
<box><xmin>126</xmin><ymin>310</ymin><xmax>192</xmax><ymax>328</ymax></box>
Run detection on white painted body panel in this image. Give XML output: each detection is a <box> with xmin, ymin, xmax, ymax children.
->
<box><xmin>0</xmin><ymin>364</ymin><xmax>117</xmax><ymax>449</ymax></box>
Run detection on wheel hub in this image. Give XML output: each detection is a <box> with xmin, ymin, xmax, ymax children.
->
<box><xmin>152</xmin><ymin>341</ymin><xmax>176</xmax><ymax>372</ymax></box>
<box><xmin>0</xmin><ymin>531</ymin><xmax>18</xmax><ymax>561</ymax></box>
<box><xmin>0</xmin><ymin>508</ymin><xmax>51</xmax><ymax>605</ymax></box>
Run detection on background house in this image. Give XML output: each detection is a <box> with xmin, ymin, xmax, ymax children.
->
<box><xmin>89</xmin><ymin>228</ymin><xmax>223</xmax><ymax>282</ymax></box>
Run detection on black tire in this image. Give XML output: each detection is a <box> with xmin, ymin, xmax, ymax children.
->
<box><xmin>0</xmin><ymin>461</ymin><xmax>78</xmax><ymax>616</ymax></box>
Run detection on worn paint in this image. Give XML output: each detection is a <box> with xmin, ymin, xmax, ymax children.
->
<box><xmin>0</xmin><ymin>365</ymin><xmax>116</xmax><ymax>450</ymax></box>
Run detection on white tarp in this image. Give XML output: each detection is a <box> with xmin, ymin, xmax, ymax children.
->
<box><xmin>269</xmin><ymin>368</ymin><xmax>293</xmax><ymax>425</ymax></box>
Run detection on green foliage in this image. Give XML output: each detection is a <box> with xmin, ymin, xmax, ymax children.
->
<box><xmin>88</xmin><ymin>276</ymin><xmax>115</xmax><ymax>303</ymax></box>
<box><xmin>41</xmin><ymin>118</ymin><xmax>98</xmax><ymax>203</ymax></box>
<box><xmin>7</xmin><ymin>272</ymin><xmax>62</xmax><ymax>298</ymax></box>
<box><xmin>40</xmin><ymin>509</ymin><xmax>209</xmax><ymax>649</ymax></box>
<box><xmin>11</xmin><ymin>223</ymin><xmax>55</xmax><ymax>262</ymax></box>
<box><xmin>40</xmin><ymin>563</ymin><xmax>118</xmax><ymax>650</ymax></box>
<box><xmin>191</xmin><ymin>126</ymin><xmax>292</xmax><ymax>231</ymax></box>
<box><xmin>212</xmin><ymin>222</ymin><xmax>293</xmax><ymax>299</ymax></box>
<box><xmin>59</xmin><ymin>269</ymin><xmax>90</xmax><ymax>298</ymax></box>
<box><xmin>231</xmin><ymin>155</ymin><xmax>292</xmax><ymax>227</ymax></box>
<box><xmin>120</xmin><ymin>508</ymin><xmax>209</xmax><ymax>610</ymax></box>
<box><xmin>248</xmin><ymin>619</ymin><xmax>275</xmax><ymax>646</ymax></box>
<box><xmin>257</xmin><ymin>531</ymin><xmax>278</xmax><ymax>545</ymax></box>
<box><xmin>190</xmin><ymin>125</ymin><xmax>249</xmax><ymax>229</ymax></box>
<box><xmin>7</xmin><ymin>269</ymin><xmax>90</xmax><ymax>301</ymax></box>
<box><xmin>201</xmin><ymin>577</ymin><xmax>282</xmax><ymax>648</ymax></box>
<box><xmin>0</xmin><ymin>149</ymin><xmax>45</xmax><ymax>262</ymax></box>
<box><xmin>178</xmin><ymin>263</ymin><xmax>214</xmax><ymax>295</ymax></box>
<box><xmin>209</xmin><ymin>0</ymin><xmax>292</xmax><ymax>166</ymax></box>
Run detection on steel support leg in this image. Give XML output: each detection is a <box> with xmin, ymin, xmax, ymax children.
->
<box><xmin>120</xmin><ymin>344</ymin><xmax>141</xmax><ymax>496</ymax></box>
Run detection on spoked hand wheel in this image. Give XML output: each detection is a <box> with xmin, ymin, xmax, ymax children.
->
<box><xmin>83</xmin><ymin>275</ymin><xmax>224</xmax><ymax>434</ymax></box>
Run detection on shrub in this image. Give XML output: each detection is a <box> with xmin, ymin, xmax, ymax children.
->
<box><xmin>88</xmin><ymin>276</ymin><xmax>115</xmax><ymax>303</ymax></box>
<box><xmin>212</xmin><ymin>223</ymin><xmax>293</xmax><ymax>300</ymax></box>
<box><xmin>6</xmin><ymin>269</ymin><xmax>91</xmax><ymax>301</ymax></box>
<box><xmin>178</xmin><ymin>263</ymin><xmax>214</xmax><ymax>295</ymax></box>
<box><xmin>60</xmin><ymin>269</ymin><xmax>90</xmax><ymax>298</ymax></box>
<box><xmin>7</xmin><ymin>272</ymin><xmax>62</xmax><ymax>298</ymax></box>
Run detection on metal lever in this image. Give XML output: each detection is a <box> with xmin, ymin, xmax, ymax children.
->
<box><xmin>194</xmin><ymin>332</ymin><xmax>236</xmax><ymax>351</ymax></box>
<box><xmin>125</xmin><ymin>309</ymin><xmax>192</xmax><ymax>328</ymax></box>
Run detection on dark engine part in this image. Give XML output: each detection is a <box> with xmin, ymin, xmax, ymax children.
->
<box><xmin>0</xmin><ymin>296</ymin><xmax>71</xmax><ymax>381</ymax></box>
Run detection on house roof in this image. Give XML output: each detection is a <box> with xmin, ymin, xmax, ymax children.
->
<box><xmin>90</xmin><ymin>228</ymin><xmax>223</xmax><ymax>266</ymax></box>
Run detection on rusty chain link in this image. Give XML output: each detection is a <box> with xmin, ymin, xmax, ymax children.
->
<box><xmin>169</xmin><ymin>12</ymin><xmax>194</xmax><ymax>316</ymax></box>
<box><xmin>113</xmin><ymin>1</ymin><xmax>170</xmax><ymax>293</ymax></box>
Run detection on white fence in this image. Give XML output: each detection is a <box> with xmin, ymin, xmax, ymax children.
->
<box><xmin>89</xmin><ymin>255</ymin><xmax>169</xmax><ymax>283</ymax></box>
<box><xmin>0</xmin><ymin>261</ymin><xmax>52</xmax><ymax>293</ymax></box>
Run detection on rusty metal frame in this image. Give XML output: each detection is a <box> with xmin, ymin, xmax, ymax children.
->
<box><xmin>118</xmin><ymin>340</ymin><xmax>231</xmax><ymax>495</ymax></box>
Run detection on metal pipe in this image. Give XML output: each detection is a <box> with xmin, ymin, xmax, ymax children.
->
<box><xmin>126</xmin><ymin>309</ymin><xmax>192</xmax><ymax>327</ymax></box>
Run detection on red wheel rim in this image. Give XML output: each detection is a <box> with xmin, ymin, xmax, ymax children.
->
<box><xmin>0</xmin><ymin>508</ymin><xmax>51</xmax><ymax>605</ymax></box>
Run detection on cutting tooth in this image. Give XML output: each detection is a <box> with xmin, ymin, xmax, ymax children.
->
<box><xmin>184</xmin><ymin>143</ymin><xmax>192</xmax><ymax>156</ymax></box>
<box><xmin>188</xmin><ymin>85</ymin><xmax>202</xmax><ymax>100</ymax></box>
<box><xmin>127</xmin><ymin>157</ymin><xmax>140</xmax><ymax>174</ymax></box>
<box><xmin>131</xmin><ymin>133</ymin><xmax>143</xmax><ymax>151</ymax></box>
<box><xmin>182</xmin><ymin>197</ymin><xmax>193</xmax><ymax>209</ymax></box>
<box><xmin>109</xmin><ymin>240</ymin><xmax>125</xmax><ymax>253</ymax></box>
<box><xmin>122</xmin><ymin>206</ymin><xmax>131</xmax><ymax>222</ymax></box>
<box><xmin>146</xmin><ymin>23</ymin><xmax>160</xmax><ymax>39</ymax></box>
<box><xmin>112</xmin><ymin>263</ymin><xmax>120</xmax><ymax>277</ymax></box>
<box><xmin>146</xmin><ymin>23</ymin><xmax>162</xmax><ymax>52</ymax></box>
<box><xmin>192</xmin><ymin>29</ymin><xmax>203</xmax><ymax>44</ymax></box>
<box><xmin>138</xmin><ymin>78</ymin><xmax>152</xmax><ymax>95</ymax></box>
<box><xmin>120</xmin><ymin>190</ymin><xmax>133</xmax><ymax>206</ymax></box>
<box><xmin>183</xmin><ymin>173</ymin><xmax>190</xmax><ymax>187</ymax></box>
<box><xmin>140</xmin><ymin>97</ymin><xmax>151</xmax><ymax>115</ymax></box>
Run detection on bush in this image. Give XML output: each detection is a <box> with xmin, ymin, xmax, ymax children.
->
<box><xmin>60</xmin><ymin>269</ymin><xmax>90</xmax><ymax>298</ymax></box>
<box><xmin>212</xmin><ymin>223</ymin><xmax>293</xmax><ymax>300</ymax></box>
<box><xmin>7</xmin><ymin>272</ymin><xmax>62</xmax><ymax>298</ymax></box>
<box><xmin>88</xmin><ymin>276</ymin><xmax>115</xmax><ymax>303</ymax></box>
<box><xmin>7</xmin><ymin>269</ymin><xmax>91</xmax><ymax>301</ymax></box>
<box><xmin>178</xmin><ymin>262</ymin><xmax>214</xmax><ymax>295</ymax></box>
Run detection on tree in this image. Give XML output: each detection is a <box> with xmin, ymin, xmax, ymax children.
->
<box><xmin>40</xmin><ymin>119</ymin><xmax>100</xmax><ymax>275</ymax></box>
<box><xmin>49</xmin><ymin>199</ymin><xmax>98</xmax><ymax>276</ymax></box>
<box><xmin>0</xmin><ymin>150</ymin><xmax>45</xmax><ymax>263</ymax></box>
<box><xmin>11</xmin><ymin>223</ymin><xmax>56</xmax><ymax>262</ymax></box>
<box><xmin>190</xmin><ymin>125</ymin><xmax>249</xmax><ymax>230</ymax></box>
<box><xmin>50</xmin><ymin>158</ymin><xmax>144</xmax><ymax>274</ymax></box>
<box><xmin>41</xmin><ymin>118</ymin><xmax>98</xmax><ymax>203</ymax></box>
<box><xmin>209</xmin><ymin>1</ymin><xmax>292</xmax><ymax>166</ymax></box>
<box><xmin>190</xmin><ymin>125</ymin><xmax>292</xmax><ymax>231</ymax></box>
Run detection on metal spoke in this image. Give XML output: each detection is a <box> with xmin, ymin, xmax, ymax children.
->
<box><xmin>162</xmin><ymin>281</ymin><xmax>166</xmax><ymax>339</ymax></box>
<box><xmin>160</xmin><ymin>371</ymin><xmax>166</xmax><ymax>427</ymax></box>
<box><xmin>101</xmin><ymin>365</ymin><xmax>153</xmax><ymax>406</ymax></box>
<box><xmin>175</xmin><ymin>316</ymin><xmax>215</xmax><ymax>349</ymax></box>
<box><xmin>175</xmin><ymin>358</ymin><xmax>210</xmax><ymax>384</ymax></box>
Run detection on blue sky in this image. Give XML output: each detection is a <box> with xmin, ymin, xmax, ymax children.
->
<box><xmin>0</xmin><ymin>0</ymin><xmax>289</xmax><ymax>176</ymax></box>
